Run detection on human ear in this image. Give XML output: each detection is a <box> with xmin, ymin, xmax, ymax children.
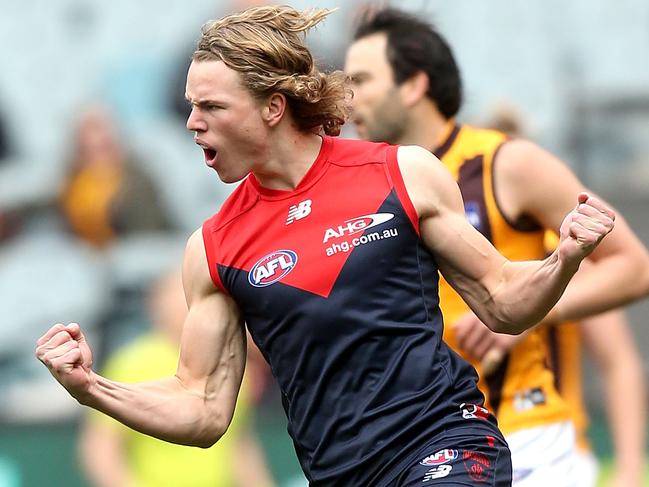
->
<box><xmin>263</xmin><ymin>93</ymin><xmax>287</xmax><ymax>127</ymax></box>
<box><xmin>400</xmin><ymin>71</ymin><xmax>429</xmax><ymax>107</ymax></box>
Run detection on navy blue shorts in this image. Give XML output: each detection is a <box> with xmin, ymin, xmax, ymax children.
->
<box><xmin>392</xmin><ymin>430</ymin><xmax>512</xmax><ymax>486</ymax></box>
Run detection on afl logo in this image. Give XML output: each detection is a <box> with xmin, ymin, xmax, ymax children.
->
<box><xmin>420</xmin><ymin>449</ymin><xmax>459</xmax><ymax>466</ymax></box>
<box><xmin>248</xmin><ymin>250</ymin><xmax>298</xmax><ymax>287</ymax></box>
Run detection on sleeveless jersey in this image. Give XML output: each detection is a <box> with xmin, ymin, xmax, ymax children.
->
<box><xmin>202</xmin><ymin>136</ymin><xmax>487</xmax><ymax>486</ymax></box>
<box><xmin>436</xmin><ymin>123</ymin><xmax>573</xmax><ymax>435</ymax></box>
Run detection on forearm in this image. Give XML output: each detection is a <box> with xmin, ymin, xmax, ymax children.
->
<box><xmin>488</xmin><ymin>251</ymin><xmax>580</xmax><ymax>334</ymax></box>
<box><xmin>81</xmin><ymin>373</ymin><xmax>232</xmax><ymax>448</ymax></box>
<box><xmin>552</xmin><ymin>254</ymin><xmax>649</xmax><ymax>323</ymax></box>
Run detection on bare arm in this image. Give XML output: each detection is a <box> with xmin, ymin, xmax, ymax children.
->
<box><xmin>579</xmin><ymin>310</ymin><xmax>646</xmax><ymax>487</ymax></box>
<box><xmin>495</xmin><ymin>139</ymin><xmax>649</xmax><ymax>322</ymax></box>
<box><xmin>449</xmin><ymin>140</ymin><xmax>649</xmax><ymax>376</ymax></box>
<box><xmin>397</xmin><ymin>145</ymin><xmax>614</xmax><ymax>334</ymax></box>
<box><xmin>451</xmin><ymin>311</ymin><xmax>528</xmax><ymax>374</ymax></box>
<box><xmin>36</xmin><ymin>229</ymin><xmax>246</xmax><ymax>447</ymax></box>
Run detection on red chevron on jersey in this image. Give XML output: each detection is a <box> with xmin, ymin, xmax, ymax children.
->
<box><xmin>202</xmin><ymin>136</ymin><xmax>411</xmax><ymax>298</ymax></box>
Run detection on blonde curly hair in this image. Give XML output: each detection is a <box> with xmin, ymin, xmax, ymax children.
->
<box><xmin>193</xmin><ymin>5</ymin><xmax>350</xmax><ymax>136</ymax></box>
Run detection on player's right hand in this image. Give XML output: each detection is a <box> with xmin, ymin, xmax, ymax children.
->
<box><xmin>557</xmin><ymin>192</ymin><xmax>615</xmax><ymax>267</ymax></box>
<box><xmin>35</xmin><ymin>322</ymin><xmax>94</xmax><ymax>401</ymax></box>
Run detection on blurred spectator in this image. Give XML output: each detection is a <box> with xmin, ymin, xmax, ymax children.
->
<box><xmin>0</xmin><ymin>208</ymin><xmax>22</xmax><ymax>242</ymax></box>
<box><xmin>0</xmin><ymin>97</ymin><xmax>19</xmax><ymax>239</ymax></box>
<box><xmin>78</xmin><ymin>271</ymin><xmax>276</xmax><ymax>487</ymax></box>
<box><xmin>481</xmin><ymin>101</ymin><xmax>530</xmax><ymax>138</ymax></box>
<box><xmin>59</xmin><ymin>104</ymin><xmax>172</xmax><ymax>248</ymax></box>
<box><xmin>0</xmin><ymin>105</ymin><xmax>12</xmax><ymax>162</ymax></box>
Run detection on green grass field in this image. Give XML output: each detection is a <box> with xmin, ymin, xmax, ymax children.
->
<box><xmin>596</xmin><ymin>460</ymin><xmax>649</xmax><ymax>486</ymax></box>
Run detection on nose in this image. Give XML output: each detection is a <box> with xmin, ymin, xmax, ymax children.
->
<box><xmin>186</xmin><ymin>107</ymin><xmax>207</xmax><ymax>132</ymax></box>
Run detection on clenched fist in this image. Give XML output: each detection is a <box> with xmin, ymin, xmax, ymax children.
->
<box><xmin>558</xmin><ymin>192</ymin><xmax>615</xmax><ymax>266</ymax></box>
<box><xmin>35</xmin><ymin>322</ymin><xmax>95</xmax><ymax>402</ymax></box>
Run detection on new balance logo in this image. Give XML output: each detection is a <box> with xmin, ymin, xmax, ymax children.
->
<box><xmin>286</xmin><ymin>199</ymin><xmax>312</xmax><ymax>224</ymax></box>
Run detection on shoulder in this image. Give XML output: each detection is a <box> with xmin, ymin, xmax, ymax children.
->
<box><xmin>398</xmin><ymin>144</ymin><xmax>446</xmax><ymax>168</ymax></box>
<box><xmin>495</xmin><ymin>138</ymin><xmax>576</xmax><ymax>186</ymax></box>
<box><xmin>183</xmin><ymin>228</ymin><xmax>221</xmax><ymax>303</ymax></box>
<box><xmin>455</xmin><ymin>124</ymin><xmax>508</xmax><ymax>149</ymax></box>
<box><xmin>328</xmin><ymin>136</ymin><xmax>394</xmax><ymax>166</ymax></box>
<box><xmin>186</xmin><ymin>227</ymin><xmax>207</xmax><ymax>260</ymax></box>
<box><xmin>396</xmin><ymin>145</ymin><xmax>464</xmax><ymax>218</ymax></box>
<box><xmin>494</xmin><ymin>138</ymin><xmax>585</xmax><ymax>219</ymax></box>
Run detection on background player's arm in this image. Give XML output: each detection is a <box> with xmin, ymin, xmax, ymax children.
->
<box><xmin>36</xmin><ymin>229</ymin><xmax>247</xmax><ymax>448</ymax></box>
<box><xmin>233</xmin><ymin>430</ymin><xmax>278</xmax><ymax>487</ymax></box>
<box><xmin>78</xmin><ymin>416</ymin><xmax>135</xmax><ymax>487</ymax></box>
<box><xmin>495</xmin><ymin>139</ymin><xmax>649</xmax><ymax>322</ymax></box>
<box><xmin>451</xmin><ymin>140</ymin><xmax>649</xmax><ymax>370</ymax></box>
<box><xmin>451</xmin><ymin>311</ymin><xmax>528</xmax><ymax>372</ymax></box>
<box><xmin>397</xmin><ymin>145</ymin><xmax>613</xmax><ymax>334</ymax></box>
<box><xmin>579</xmin><ymin>310</ymin><xmax>646</xmax><ymax>487</ymax></box>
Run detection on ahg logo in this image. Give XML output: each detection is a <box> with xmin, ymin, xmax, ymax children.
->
<box><xmin>248</xmin><ymin>250</ymin><xmax>298</xmax><ymax>287</ymax></box>
<box><xmin>322</xmin><ymin>213</ymin><xmax>394</xmax><ymax>243</ymax></box>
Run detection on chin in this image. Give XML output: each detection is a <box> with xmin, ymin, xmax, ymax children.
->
<box><xmin>215</xmin><ymin>170</ymin><xmax>248</xmax><ymax>184</ymax></box>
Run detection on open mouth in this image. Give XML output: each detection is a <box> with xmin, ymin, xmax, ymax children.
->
<box><xmin>196</xmin><ymin>140</ymin><xmax>218</xmax><ymax>167</ymax></box>
<box><xmin>195</xmin><ymin>137</ymin><xmax>219</xmax><ymax>167</ymax></box>
<box><xmin>203</xmin><ymin>147</ymin><xmax>217</xmax><ymax>166</ymax></box>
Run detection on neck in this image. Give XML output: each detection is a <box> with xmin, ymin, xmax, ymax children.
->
<box><xmin>252</xmin><ymin>127</ymin><xmax>323</xmax><ymax>191</ymax></box>
<box><xmin>396</xmin><ymin>102</ymin><xmax>450</xmax><ymax>151</ymax></box>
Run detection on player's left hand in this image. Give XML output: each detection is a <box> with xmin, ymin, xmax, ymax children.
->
<box><xmin>558</xmin><ymin>192</ymin><xmax>615</xmax><ymax>267</ymax></box>
<box><xmin>453</xmin><ymin>312</ymin><xmax>523</xmax><ymax>376</ymax></box>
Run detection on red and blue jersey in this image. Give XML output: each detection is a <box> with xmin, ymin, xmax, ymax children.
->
<box><xmin>202</xmin><ymin>136</ymin><xmax>489</xmax><ymax>486</ymax></box>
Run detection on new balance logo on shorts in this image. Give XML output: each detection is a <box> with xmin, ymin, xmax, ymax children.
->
<box><xmin>286</xmin><ymin>199</ymin><xmax>312</xmax><ymax>224</ymax></box>
<box><xmin>423</xmin><ymin>464</ymin><xmax>452</xmax><ymax>482</ymax></box>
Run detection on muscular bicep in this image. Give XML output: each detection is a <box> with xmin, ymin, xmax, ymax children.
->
<box><xmin>176</xmin><ymin>229</ymin><xmax>247</xmax><ymax>429</ymax></box>
<box><xmin>397</xmin><ymin>146</ymin><xmax>509</xmax><ymax>318</ymax></box>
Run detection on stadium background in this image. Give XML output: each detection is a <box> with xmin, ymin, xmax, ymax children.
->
<box><xmin>0</xmin><ymin>0</ymin><xmax>647</xmax><ymax>485</ymax></box>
